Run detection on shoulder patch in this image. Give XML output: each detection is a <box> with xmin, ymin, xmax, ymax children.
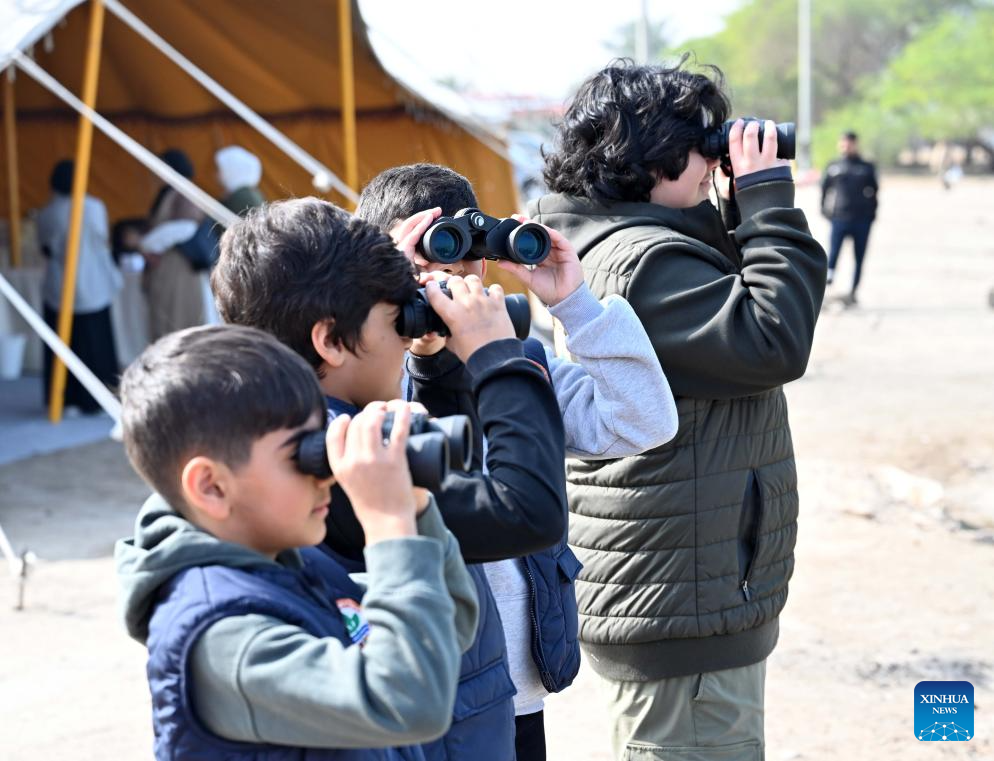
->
<box><xmin>335</xmin><ymin>598</ymin><xmax>370</xmax><ymax>646</ymax></box>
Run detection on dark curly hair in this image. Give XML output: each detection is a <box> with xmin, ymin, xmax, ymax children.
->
<box><xmin>211</xmin><ymin>198</ymin><xmax>417</xmax><ymax>376</ymax></box>
<box><xmin>543</xmin><ymin>55</ymin><xmax>730</xmax><ymax>204</ymax></box>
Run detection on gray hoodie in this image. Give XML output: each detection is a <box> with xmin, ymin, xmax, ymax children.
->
<box><xmin>116</xmin><ymin>494</ymin><xmax>479</xmax><ymax>748</ymax></box>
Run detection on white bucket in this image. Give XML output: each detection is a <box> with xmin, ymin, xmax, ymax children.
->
<box><xmin>0</xmin><ymin>333</ymin><xmax>27</xmax><ymax>379</ymax></box>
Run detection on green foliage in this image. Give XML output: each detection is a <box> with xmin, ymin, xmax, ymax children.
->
<box><xmin>662</xmin><ymin>0</ymin><xmax>991</xmax><ymax>166</ymax></box>
<box><xmin>813</xmin><ymin>7</ymin><xmax>994</xmax><ymax>164</ymax></box>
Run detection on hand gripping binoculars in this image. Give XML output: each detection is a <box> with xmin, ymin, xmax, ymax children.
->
<box><xmin>700</xmin><ymin>118</ymin><xmax>796</xmax><ymax>160</ymax></box>
<box><xmin>294</xmin><ymin>412</ymin><xmax>473</xmax><ymax>494</ymax></box>
<box><xmin>420</xmin><ymin>208</ymin><xmax>552</xmax><ymax>266</ymax></box>
<box><xmin>395</xmin><ymin>281</ymin><xmax>531</xmax><ymax>341</ymax></box>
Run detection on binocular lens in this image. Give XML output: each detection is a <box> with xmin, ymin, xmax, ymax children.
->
<box><xmin>431</xmin><ymin>229</ymin><xmax>460</xmax><ymax>261</ymax></box>
<box><xmin>515</xmin><ymin>230</ymin><xmax>543</xmax><ymax>262</ymax></box>
<box><xmin>423</xmin><ymin>224</ymin><xmax>467</xmax><ymax>264</ymax></box>
<box><xmin>507</xmin><ymin>223</ymin><xmax>552</xmax><ymax>265</ymax></box>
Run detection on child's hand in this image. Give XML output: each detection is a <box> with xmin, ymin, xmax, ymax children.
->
<box><xmin>424</xmin><ymin>276</ymin><xmax>515</xmax><ymax>363</ymax></box>
<box><xmin>410</xmin><ymin>271</ymin><xmax>448</xmax><ymax>357</ymax></box>
<box><xmin>728</xmin><ymin>119</ymin><xmax>790</xmax><ymax>178</ymax></box>
<box><xmin>496</xmin><ymin>217</ymin><xmax>584</xmax><ymax>306</ymax></box>
<box><xmin>392</xmin><ymin>207</ymin><xmax>442</xmax><ymax>264</ymax></box>
<box><xmin>326</xmin><ymin>402</ymin><xmax>418</xmax><ymax>546</ymax></box>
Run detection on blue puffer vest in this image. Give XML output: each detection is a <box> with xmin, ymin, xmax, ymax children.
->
<box><xmin>326</xmin><ymin>548</ymin><xmax>515</xmax><ymax>761</ymax></box>
<box><xmin>146</xmin><ymin>547</ymin><xmax>424</xmax><ymax>761</ymax></box>
<box><xmin>518</xmin><ymin>338</ymin><xmax>583</xmax><ymax>694</ymax></box>
<box><xmin>325</xmin><ymin>397</ymin><xmax>517</xmax><ymax>761</ymax></box>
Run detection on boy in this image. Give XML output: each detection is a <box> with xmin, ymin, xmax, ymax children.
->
<box><xmin>356</xmin><ymin>163</ymin><xmax>679</xmax><ymax>761</ymax></box>
<box><xmin>211</xmin><ymin>200</ymin><xmax>568</xmax><ymax>761</ymax></box>
<box><xmin>533</xmin><ymin>58</ymin><xmax>826</xmax><ymax>758</ymax></box>
<box><xmin>115</xmin><ymin>324</ymin><xmax>479</xmax><ymax>759</ymax></box>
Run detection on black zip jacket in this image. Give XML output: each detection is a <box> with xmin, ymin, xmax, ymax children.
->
<box><xmin>322</xmin><ymin>339</ymin><xmax>567</xmax><ymax>563</ymax></box>
<box><xmin>406</xmin><ymin>338</ymin><xmax>567</xmax><ymax>562</ymax></box>
<box><xmin>821</xmin><ymin>155</ymin><xmax>878</xmax><ymax>222</ymax></box>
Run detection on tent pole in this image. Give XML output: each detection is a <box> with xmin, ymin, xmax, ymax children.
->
<box><xmin>49</xmin><ymin>0</ymin><xmax>105</xmax><ymax>424</ymax></box>
<box><xmin>14</xmin><ymin>53</ymin><xmax>238</xmax><ymax>227</ymax></box>
<box><xmin>338</xmin><ymin>0</ymin><xmax>359</xmax><ymax>208</ymax></box>
<box><xmin>3</xmin><ymin>70</ymin><xmax>21</xmax><ymax>268</ymax></box>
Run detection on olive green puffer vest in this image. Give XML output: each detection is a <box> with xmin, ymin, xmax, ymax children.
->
<box><xmin>568</xmin><ymin>226</ymin><xmax>798</xmax><ymax>681</ymax></box>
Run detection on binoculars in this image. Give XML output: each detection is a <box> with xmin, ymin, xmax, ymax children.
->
<box><xmin>294</xmin><ymin>412</ymin><xmax>473</xmax><ymax>494</ymax></box>
<box><xmin>700</xmin><ymin>118</ymin><xmax>796</xmax><ymax>160</ymax></box>
<box><xmin>395</xmin><ymin>281</ymin><xmax>531</xmax><ymax>341</ymax></box>
<box><xmin>420</xmin><ymin>208</ymin><xmax>552</xmax><ymax>266</ymax></box>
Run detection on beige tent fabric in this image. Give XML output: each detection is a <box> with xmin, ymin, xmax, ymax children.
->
<box><xmin>0</xmin><ymin>1</ymin><xmax>519</xmax><ymax>238</ymax></box>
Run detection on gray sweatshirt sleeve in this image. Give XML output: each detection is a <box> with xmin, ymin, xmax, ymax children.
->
<box><xmin>349</xmin><ymin>498</ymin><xmax>478</xmax><ymax>652</ymax></box>
<box><xmin>545</xmin><ymin>283</ymin><xmax>678</xmax><ymax>459</ymax></box>
<box><xmin>412</xmin><ymin>497</ymin><xmax>479</xmax><ymax>651</ymax></box>
<box><xmin>188</xmin><ymin>532</ymin><xmax>462</xmax><ymax>748</ymax></box>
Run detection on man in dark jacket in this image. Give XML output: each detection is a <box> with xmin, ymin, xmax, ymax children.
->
<box><xmin>531</xmin><ymin>58</ymin><xmax>826</xmax><ymax>759</ymax></box>
<box><xmin>821</xmin><ymin>131</ymin><xmax>879</xmax><ymax>304</ymax></box>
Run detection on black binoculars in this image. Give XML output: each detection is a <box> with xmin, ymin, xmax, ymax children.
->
<box><xmin>420</xmin><ymin>208</ymin><xmax>551</xmax><ymax>266</ymax></box>
<box><xmin>294</xmin><ymin>412</ymin><xmax>473</xmax><ymax>494</ymax></box>
<box><xmin>396</xmin><ymin>281</ymin><xmax>531</xmax><ymax>341</ymax></box>
<box><xmin>700</xmin><ymin>118</ymin><xmax>796</xmax><ymax>160</ymax></box>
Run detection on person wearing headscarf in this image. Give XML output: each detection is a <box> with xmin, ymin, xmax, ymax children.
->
<box><xmin>36</xmin><ymin>159</ymin><xmax>122</xmax><ymax>413</ymax></box>
<box><xmin>215</xmin><ymin>145</ymin><xmax>266</xmax><ymax>216</ymax></box>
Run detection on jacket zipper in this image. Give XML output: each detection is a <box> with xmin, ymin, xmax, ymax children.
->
<box><xmin>521</xmin><ymin>558</ymin><xmax>556</xmax><ymax>692</ymax></box>
<box><xmin>740</xmin><ymin>472</ymin><xmax>765</xmax><ymax>602</ymax></box>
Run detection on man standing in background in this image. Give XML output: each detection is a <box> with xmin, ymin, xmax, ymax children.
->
<box><xmin>822</xmin><ymin>131</ymin><xmax>879</xmax><ymax>305</ymax></box>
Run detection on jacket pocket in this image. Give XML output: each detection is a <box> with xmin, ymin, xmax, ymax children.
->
<box><xmin>737</xmin><ymin>470</ymin><xmax>765</xmax><ymax>602</ymax></box>
<box><xmin>450</xmin><ymin>656</ymin><xmax>516</xmax><ymax>722</ymax></box>
<box><xmin>555</xmin><ymin>545</ymin><xmax>583</xmax><ymax>644</ymax></box>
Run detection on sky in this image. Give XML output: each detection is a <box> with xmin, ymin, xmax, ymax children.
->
<box><xmin>358</xmin><ymin>0</ymin><xmax>744</xmax><ymax>100</ymax></box>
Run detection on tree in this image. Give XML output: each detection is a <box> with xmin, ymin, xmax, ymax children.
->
<box><xmin>667</xmin><ymin>0</ymin><xmax>980</xmax><ymax>129</ymax></box>
<box><xmin>813</xmin><ymin>6</ymin><xmax>994</xmax><ymax>166</ymax></box>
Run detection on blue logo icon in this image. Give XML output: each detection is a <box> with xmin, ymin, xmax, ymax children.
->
<box><xmin>915</xmin><ymin>681</ymin><xmax>973</xmax><ymax>741</ymax></box>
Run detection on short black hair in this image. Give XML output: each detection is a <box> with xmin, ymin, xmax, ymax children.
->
<box><xmin>356</xmin><ymin>163</ymin><xmax>478</xmax><ymax>232</ymax></box>
<box><xmin>50</xmin><ymin>160</ymin><xmax>74</xmax><ymax>195</ymax></box>
<box><xmin>543</xmin><ymin>56</ymin><xmax>730</xmax><ymax>204</ymax></box>
<box><xmin>120</xmin><ymin>325</ymin><xmax>325</xmax><ymax>513</ymax></box>
<box><xmin>211</xmin><ymin>197</ymin><xmax>418</xmax><ymax>374</ymax></box>
<box><xmin>842</xmin><ymin>131</ymin><xmax>859</xmax><ymax>141</ymax></box>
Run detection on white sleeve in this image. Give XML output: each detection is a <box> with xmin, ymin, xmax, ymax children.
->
<box><xmin>546</xmin><ymin>283</ymin><xmax>678</xmax><ymax>459</ymax></box>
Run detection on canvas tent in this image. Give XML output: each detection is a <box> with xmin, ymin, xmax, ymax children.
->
<box><xmin>0</xmin><ymin>0</ymin><xmax>525</xmax><ymax>425</ymax></box>
<box><xmin>0</xmin><ymin>0</ymin><xmax>518</xmax><ymax>226</ymax></box>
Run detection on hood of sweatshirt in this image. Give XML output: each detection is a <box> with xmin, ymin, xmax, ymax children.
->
<box><xmin>114</xmin><ymin>493</ymin><xmax>297</xmax><ymax>644</ymax></box>
<box><xmin>528</xmin><ymin>193</ymin><xmax>740</xmax><ymax>265</ymax></box>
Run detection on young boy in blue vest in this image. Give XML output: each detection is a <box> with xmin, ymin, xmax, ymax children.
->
<box><xmin>355</xmin><ymin>163</ymin><xmax>680</xmax><ymax>761</ymax></box>
<box><xmin>115</xmin><ymin>324</ymin><xmax>480</xmax><ymax>760</ymax></box>
<box><xmin>211</xmin><ymin>198</ymin><xmax>569</xmax><ymax>761</ymax></box>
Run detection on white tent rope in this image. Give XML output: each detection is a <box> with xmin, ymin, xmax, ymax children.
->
<box><xmin>12</xmin><ymin>52</ymin><xmax>239</xmax><ymax>228</ymax></box>
<box><xmin>102</xmin><ymin>0</ymin><xmax>358</xmax><ymax>203</ymax></box>
<box><xmin>0</xmin><ymin>272</ymin><xmax>121</xmax><ymax>422</ymax></box>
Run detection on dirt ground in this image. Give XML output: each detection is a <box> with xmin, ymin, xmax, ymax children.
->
<box><xmin>2</xmin><ymin>176</ymin><xmax>992</xmax><ymax>760</ymax></box>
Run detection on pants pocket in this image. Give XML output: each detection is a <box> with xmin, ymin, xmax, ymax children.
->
<box><xmin>623</xmin><ymin>739</ymin><xmax>763</xmax><ymax>761</ymax></box>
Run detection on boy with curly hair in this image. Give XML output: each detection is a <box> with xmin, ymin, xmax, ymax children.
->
<box><xmin>531</xmin><ymin>57</ymin><xmax>827</xmax><ymax>759</ymax></box>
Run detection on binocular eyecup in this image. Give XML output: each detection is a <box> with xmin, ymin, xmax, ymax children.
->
<box><xmin>395</xmin><ymin>281</ymin><xmax>531</xmax><ymax>341</ymax></box>
<box><xmin>420</xmin><ymin>208</ymin><xmax>551</xmax><ymax>266</ymax></box>
<box><xmin>700</xmin><ymin>118</ymin><xmax>796</xmax><ymax>160</ymax></box>
<box><xmin>294</xmin><ymin>412</ymin><xmax>473</xmax><ymax>495</ymax></box>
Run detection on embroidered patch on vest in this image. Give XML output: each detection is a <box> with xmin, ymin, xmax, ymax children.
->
<box><xmin>335</xmin><ymin>598</ymin><xmax>370</xmax><ymax>645</ymax></box>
